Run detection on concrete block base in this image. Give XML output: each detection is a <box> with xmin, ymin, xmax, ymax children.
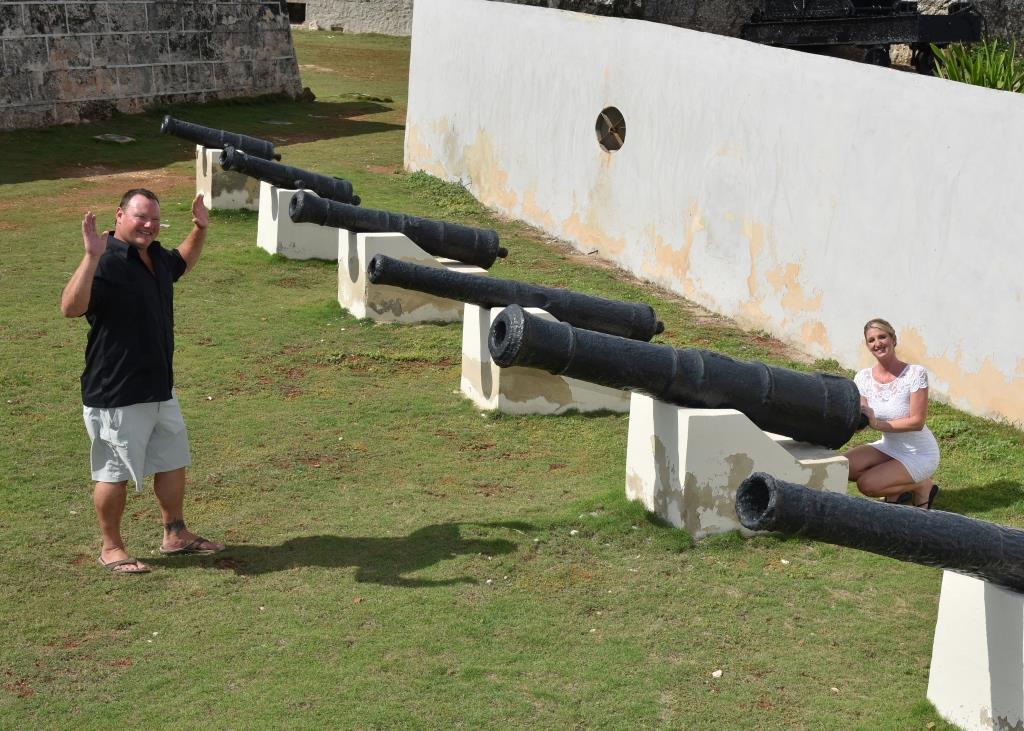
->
<box><xmin>928</xmin><ymin>571</ymin><xmax>1024</xmax><ymax>731</ymax></box>
<box><xmin>195</xmin><ymin>145</ymin><xmax>260</xmax><ymax>211</ymax></box>
<box><xmin>461</xmin><ymin>304</ymin><xmax>631</xmax><ymax>415</ymax></box>
<box><xmin>339</xmin><ymin>232</ymin><xmax>486</xmax><ymax>322</ymax></box>
<box><xmin>625</xmin><ymin>396</ymin><xmax>848</xmax><ymax>539</ymax></box>
<box><xmin>257</xmin><ymin>184</ymin><xmax>341</xmax><ymax>260</ymax></box>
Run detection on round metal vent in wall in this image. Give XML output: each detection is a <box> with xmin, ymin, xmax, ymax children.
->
<box><xmin>596</xmin><ymin>107</ymin><xmax>626</xmax><ymax>152</ymax></box>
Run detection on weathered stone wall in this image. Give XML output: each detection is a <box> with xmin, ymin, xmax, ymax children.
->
<box><xmin>301</xmin><ymin>0</ymin><xmax>413</xmax><ymax>34</ymax></box>
<box><xmin>0</xmin><ymin>1</ymin><xmax>303</xmax><ymax>130</ymax></box>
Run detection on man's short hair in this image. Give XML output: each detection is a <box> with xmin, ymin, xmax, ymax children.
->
<box><xmin>118</xmin><ymin>188</ymin><xmax>160</xmax><ymax>209</ymax></box>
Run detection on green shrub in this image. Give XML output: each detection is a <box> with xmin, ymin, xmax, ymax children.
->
<box><xmin>932</xmin><ymin>38</ymin><xmax>1024</xmax><ymax>92</ymax></box>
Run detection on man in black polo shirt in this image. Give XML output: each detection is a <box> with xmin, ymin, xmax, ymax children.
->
<box><xmin>61</xmin><ymin>188</ymin><xmax>223</xmax><ymax>574</ymax></box>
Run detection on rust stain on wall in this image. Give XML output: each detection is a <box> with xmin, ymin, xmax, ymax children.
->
<box><xmin>521</xmin><ymin>187</ymin><xmax>557</xmax><ymax>234</ymax></box>
<box><xmin>737</xmin><ymin>217</ymin><xmax>768</xmax><ymax>323</ymax></box>
<box><xmin>801</xmin><ymin>320</ymin><xmax>831</xmax><ymax>351</ymax></box>
<box><xmin>638</xmin><ymin>200</ymin><xmax>703</xmax><ymax>298</ymax></box>
<box><xmin>404</xmin><ymin>124</ymin><xmax>447</xmax><ymax>178</ymax></box>
<box><xmin>462</xmin><ymin>130</ymin><xmax>519</xmax><ymax>212</ymax></box>
<box><xmin>895</xmin><ymin>327</ymin><xmax>1022</xmax><ymax>422</ymax></box>
<box><xmin>765</xmin><ymin>262</ymin><xmax>823</xmax><ymax>313</ymax></box>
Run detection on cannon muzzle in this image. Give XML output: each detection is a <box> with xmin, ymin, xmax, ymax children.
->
<box><xmin>161</xmin><ymin>115</ymin><xmax>281</xmax><ymax>161</ymax></box>
<box><xmin>289</xmin><ymin>190</ymin><xmax>507</xmax><ymax>270</ymax></box>
<box><xmin>366</xmin><ymin>254</ymin><xmax>663</xmax><ymax>341</ymax></box>
<box><xmin>488</xmin><ymin>305</ymin><xmax>863</xmax><ymax>448</ymax></box>
<box><xmin>736</xmin><ymin>472</ymin><xmax>1024</xmax><ymax>593</ymax></box>
<box><xmin>219</xmin><ymin>146</ymin><xmax>360</xmax><ymax>205</ymax></box>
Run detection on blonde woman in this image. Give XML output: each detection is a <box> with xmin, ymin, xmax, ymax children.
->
<box><xmin>846</xmin><ymin>318</ymin><xmax>940</xmax><ymax>509</ymax></box>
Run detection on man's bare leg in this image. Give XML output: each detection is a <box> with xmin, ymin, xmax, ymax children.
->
<box><xmin>95</xmin><ymin>480</ymin><xmax>148</xmax><ymax>571</ymax></box>
<box><xmin>154</xmin><ymin>467</ymin><xmax>223</xmax><ymax>553</ymax></box>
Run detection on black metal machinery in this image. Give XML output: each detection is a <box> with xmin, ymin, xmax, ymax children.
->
<box><xmin>740</xmin><ymin>0</ymin><xmax>985</xmax><ymax>73</ymax></box>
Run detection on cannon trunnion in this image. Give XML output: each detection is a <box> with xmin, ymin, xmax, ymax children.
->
<box><xmin>487</xmin><ymin>305</ymin><xmax>864</xmax><ymax>448</ymax></box>
<box><xmin>367</xmin><ymin>254</ymin><xmax>663</xmax><ymax>341</ymax></box>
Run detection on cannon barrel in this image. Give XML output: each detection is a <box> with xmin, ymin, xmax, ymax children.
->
<box><xmin>219</xmin><ymin>146</ymin><xmax>360</xmax><ymax>205</ymax></box>
<box><xmin>289</xmin><ymin>190</ymin><xmax>507</xmax><ymax>270</ymax></box>
<box><xmin>160</xmin><ymin>115</ymin><xmax>280</xmax><ymax>161</ymax></box>
<box><xmin>488</xmin><ymin>305</ymin><xmax>864</xmax><ymax>448</ymax></box>
<box><xmin>736</xmin><ymin>472</ymin><xmax>1024</xmax><ymax>593</ymax></box>
<box><xmin>366</xmin><ymin>254</ymin><xmax>664</xmax><ymax>341</ymax></box>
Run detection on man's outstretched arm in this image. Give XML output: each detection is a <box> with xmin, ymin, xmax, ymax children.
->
<box><xmin>177</xmin><ymin>193</ymin><xmax>209</xmax><ymax>274</ymax></box>
<box><xmin>61</xmin><ymin>211</ymin><xmax>106</xmax><ymax>318</ymax></box>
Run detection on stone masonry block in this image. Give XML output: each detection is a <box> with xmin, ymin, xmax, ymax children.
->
<box><xmin>152</xmin><ymin>63</ymin><xmax>188</xmax><ymax>94</ymax></box>
<box><xmin>147</xmin><ymin>2</ymin><xmax>181</xmax><ymax>31</ymax></box>
<box><xmin>255</xmin><ymin>2</ymin><xmax>288</xmax><ymax>28</ymax></box>
<box><xmin>126</xmin><ymin>32</ymin><xmax>165</xmax><ymax>65</ymax></box>
<box><xmin>28</xmin><ymin>3</ymin><xmax>67</xmax><ymax>35</ymax></box>
<box><xmin>182</xmin><ymin>1</ymin><xmax>217</xmax><ymax>29</ymax></box>
<box><xmin>107</xmin><ymin>2</ymin><xmax>147</xmax><ymax>32</ymax></box>
<box><xmin>66</xmin><ymin>2</ymin><xmax>108</xmax><ymax>34</ymax></box>
<box><xmin>116</xmin><ymin>66</ymin><xmax>154</xmax><ymax>97</ymax></box>
<box><xmin>215</xmin><ymin>3</ymin><xmax>243</xmax><ymax>27</ymax></box>
<box><xmin>92</xmin><ymin>32</ymin><xmax>131</xmax><ymax>67</ymax></box>
<box><xmin>187</xmin><ymin>61</ymin><xmax>218</xmax><ymax>91</ymax></box>
<box><xmin>45</xmin><ymin>67</ymin><xmax>117</xmax><ymax>99</ymax></box>
<box><xmin>0</xmin><ymin>102</ymin><xmax>55</xmax><ymax>129</ymax></box>
<box><xmin>0</xmin><ymin>72</ymin><xmax>35</xmax><ymax>104</ymax></box>
<box><xmin>167</xmin><ymin>31</ymin><xmax>202</xmax><ymax>63</ymax></box>
<box><xmin>0</xmin><ymin>4</ymin><xmax>28</xmax><ymax>39</ymax></box>
<box><xmin>4</xmin><ymin>37</ymin><xmax>49</xmax><ymax>70</ymax></box>
<box><xmin>48</xmin><ymin>34</ymin><xmax>93</xmax><ymax>68</ymax></box>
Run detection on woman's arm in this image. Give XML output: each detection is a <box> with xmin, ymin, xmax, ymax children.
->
<box><xmin>868</xmin><ymin>387</ymin><xmax>929</xmax><ymax>433</ymax></box>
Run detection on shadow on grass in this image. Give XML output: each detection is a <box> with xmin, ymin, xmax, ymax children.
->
<box><xmin>0</xmin><ymin>100</ymin><xmax>402</xmax><ymax>186</ymax></box>
<box><xmin>150</xmin><ymin>520</ymin><xmax>533</xmax><ymax>586</ymax></box>
<box><xmin>936</xmin><ymin>478</ymin><xmax>1024</xmax><ymax>515</ymax></box>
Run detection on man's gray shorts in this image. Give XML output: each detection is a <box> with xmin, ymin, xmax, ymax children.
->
<box><xmin>83</xmin><ymin>393</ymin><xmax>191</xmax><ymax>491</ymax></box>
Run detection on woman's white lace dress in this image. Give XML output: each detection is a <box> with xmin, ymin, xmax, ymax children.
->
<box><xmin>853</xmin><ymin>364</ymin><xmax>940</xmax><ymax>483</ymax></box>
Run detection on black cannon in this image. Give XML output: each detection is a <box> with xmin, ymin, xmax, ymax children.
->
<box><xmin>366</xmin><ymin>254</ymin><xmax>664</xmax><ymax>341</ymax></box>
<box><xmin>740</xmin><ymin>0</ymin><xmax>984</xmax><ymax>73</ymax></box>
<box><xmin>487</xmin><ymin>305</ymin><xmax>864</xmax><ymax>448</ymax></box>
<box><xmin>289</xmin><ymin>190</ymin><xmax>508</xmax><ymax>270</ymax></box>
<box><xmin>219</xmin><ymin>146</ymin><xmax>361</xmax><ymax>206</ymax></box>
<box><xmin>160</xmin><ymin>115</ymin><xmax>281</xmax><ymax>161</ymax></box>
<box><xmin>736</xmin><ymin>472</ymin><xmax>1024</xmax><ymax>593</ymax></box>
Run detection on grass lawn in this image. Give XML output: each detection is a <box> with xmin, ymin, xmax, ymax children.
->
<box><xmin>1</xmin><ymin>30</ymin><xmax>1021</xmax><ymax>730</ymax></box>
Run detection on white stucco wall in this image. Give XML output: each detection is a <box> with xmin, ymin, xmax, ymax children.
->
<box><xmin>404</xmin><ymin>0</ymin><xmax>1024</xmax><ymax>426</ymax></box>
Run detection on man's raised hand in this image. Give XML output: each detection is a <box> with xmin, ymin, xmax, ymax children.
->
<box><xmin>81</xmin><ymin>212</ymin><xmax>106</xmax><ymax>258</ymax></box>
<box><xmin>191</xmin><ymin>193</ymin><xmax>209</xmax><ymax>230</ymax></box>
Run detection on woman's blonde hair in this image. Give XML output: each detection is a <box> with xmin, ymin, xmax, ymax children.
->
<box><xmin>863</xmin><ymin>318</ymin><xmax>897</xmax><ymax>343</ymax></box>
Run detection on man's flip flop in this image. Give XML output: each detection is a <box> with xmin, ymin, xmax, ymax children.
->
<box><xmin>98</xmin><ymin>556</ymin><xmax>151</xmax><ymax>574</ymax></box>
<box><xmin>159</xmin><ymin>537</ymin><xmax>225</xmax><ymax>555</ymax></box>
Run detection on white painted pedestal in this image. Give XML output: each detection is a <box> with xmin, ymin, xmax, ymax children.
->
<box><xmin>461</xmin><ymin>304</ymin><xmax>631</xmax><ymax>415</ymax></box>
<box><xmin>928</xmin><ymin>571</ymin><xmax>1024</xmax><ymax>731</ymax></box>
<box><xmin>256</xmin><ymin>184</ymin><xmax>341</xmax><ymax>260</ymax></box>
<box><xmin>195</xmin><ymin>145</ymin><xmax>260</xmax><ymax>211</ymax></box>
<box><xmin>625</xmin><ymin>396</ymin><xmax>848</xmax><ymax>539</ymax></box>
<box><xmin>339</xmin><ymin>231</ymin><xmax>486</xmax><ymax>322</ymax></box>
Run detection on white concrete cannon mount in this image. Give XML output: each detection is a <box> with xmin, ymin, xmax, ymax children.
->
<box><xmin>195</xmin><ymin>145</ymin><xmax>260</xmax><ymax>211</ymax></box>
<box><xmin>340</xmin><ymin>232</ymin><xmax>486</xmax><ymax>323</ymax></box>
<box><xmin>461</xmin><ymin>304</ymin><xmax>631</xmax><ymax>415</ymax></box>
<box><xmin>257</xmin><ymin>183</ymin><xmax>342</xmax><ymax>261</ymax></box>
<box><xmin>928</xmin><ymin>571</ymin><xmax>1024</xmax><ymax>731</ymax></box>
<box><xmin>625</xmin><ymin>396</ymin><xmax>848</xmax><ymax>540</ymax></box>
